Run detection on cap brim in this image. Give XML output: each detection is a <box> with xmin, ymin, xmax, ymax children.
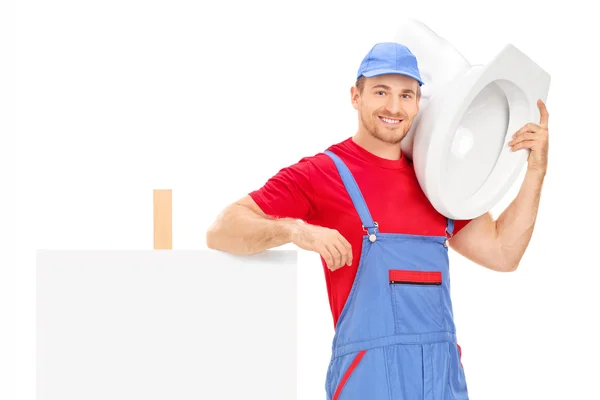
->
<box><xmin>361</xmin><ymin>68</ymin><xmax>424</xmax><ymax>86</ymax></box>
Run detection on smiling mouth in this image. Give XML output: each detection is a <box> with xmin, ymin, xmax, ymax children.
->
<box><xmin>379</xmin><ymin>116</ymin><xmax>403</xmax><ymax>125</ymax></box>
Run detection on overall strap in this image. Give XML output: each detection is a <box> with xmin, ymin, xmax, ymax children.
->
<box><xmin>323</xmin><ymin>150</ymin><xmax>378</xmax><ymax>234</ymax></box>
<box><xmin>446</xmin><ymin>218</ymin><xmax>454</xmax><ymax>238</ymax></box>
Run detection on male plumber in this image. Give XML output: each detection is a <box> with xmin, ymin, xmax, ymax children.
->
<box><xmin>206</xmin><ymin>42</ymin><xmax>550</xmax><ymax>399</ymax></box>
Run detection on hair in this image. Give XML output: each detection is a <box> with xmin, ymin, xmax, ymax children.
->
<box><xmin>355</xmin><ymin>75</ymin><xmax>421</xmax><ymax>98</ymax></box>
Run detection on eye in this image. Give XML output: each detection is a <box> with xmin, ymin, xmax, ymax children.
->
<box><xmin>376</xmin><ymin>91</ymin><xmax>385</xmax><ymax>96</ymax></box>
<box><xmin>402</xmin><ymin>94</ymin><xmax>412</xmax><ymax>99</ymax></box>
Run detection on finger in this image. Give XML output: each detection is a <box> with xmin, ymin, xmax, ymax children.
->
<box><xmin>510</xmin><ymin>140</ymin><xmax>535</xmax><ymax>151</ymax></box>
<box><xmin>331</xmin><ymin>241</ymin><xmax>349</xmax><ymax>268</ymax></box>
<box><xmin>319</xmin><ymin>247</ymin><xmax>336</xmax><ymax>271</ymax></box>
<box><xmin>513</xmin><ymin>123</ymin><xmax>539</xmax><ymax>138</ymax></box>
<box><xmin>508</xmin><ymin>131</ymin><xmax>538</xmax><ymax>145</ymax></box>
<box><xmin>325</xmin><ymin>243</ymin><xmax>342</xmax><ymax>269</ymax></box>
<box><xmin>331</xmin><ymin>239</ymin><xmax>347</xmax><ymax>267</ymax></box>
<box><xmin>337</xmin><ymin>235</ymin><xmax>353</xmax><ymax>265</ymax></box>
<box><xmin>510</xmin><ymin>126</ymin><xmax>549</xmax><ymax>146</ymax></box>
<box><xmin>538</xmin><ymin>99</ymin><xmax>549</xmax><ymax>127</ymax></box>
<box><xmin>339</xmin><ymin>240</ymin><xmax>352</xmax><ymax>267</ymax></box>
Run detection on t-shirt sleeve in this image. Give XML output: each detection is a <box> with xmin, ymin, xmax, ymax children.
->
<box><xmin>248</xmin><ymin>157</ymin><xmax>316</xmax><ymax>221</ymax></box>
<box><xmin>453</xmin><ymin>219</ymin><xmax>472</xmax><ymax>235</ymax></box>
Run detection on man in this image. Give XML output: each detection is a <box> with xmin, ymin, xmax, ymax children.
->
<box><xmin>206</xmin><ymin>42</ymin><xmax>549</xmax><ymax>399</ymax></box>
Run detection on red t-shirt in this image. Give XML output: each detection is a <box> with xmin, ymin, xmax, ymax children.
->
<box><xmin>249</xmin><ymin>137</ymin><xmax>471</xmax><ymax>328</ymax></box>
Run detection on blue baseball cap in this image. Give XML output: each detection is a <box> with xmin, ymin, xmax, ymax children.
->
<box><xmin>357</xmin><ymin>42</ymin><xmax>424</xmax><ymax>86</ymax></box>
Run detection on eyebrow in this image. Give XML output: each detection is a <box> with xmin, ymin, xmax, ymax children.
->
<box><xmin>371</xmin><ymin>84</ymin><xmax>415</xmax><ymax>95</ymax></box>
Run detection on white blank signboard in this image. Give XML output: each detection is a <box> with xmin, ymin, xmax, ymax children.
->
<box><xmin>37</xmin><ymin>249</ymin><xmax>298</xmax><ymax>400</ymax></box>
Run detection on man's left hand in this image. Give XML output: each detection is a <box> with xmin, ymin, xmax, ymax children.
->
<box><xmin>508</xmin><ymin>99</ymin><xmax>549</xmax><ymax>176</ymax></box>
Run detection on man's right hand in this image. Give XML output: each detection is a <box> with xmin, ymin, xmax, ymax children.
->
<box><xmin>290</xmin><ymin>222</ymin><xmax>352</xmax><ymax>271</ymax></box>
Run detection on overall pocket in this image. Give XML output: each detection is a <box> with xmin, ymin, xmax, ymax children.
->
<box><xmin>389</xmin><ymin>269</ymin><xmax>445</xmax><ymax>333</ymax></box>
<box><xmin>331</xmin><ymin>350</ymin><xmax>366</xmax><ymax>400</ymax></box>
<box><xmin>328</xmin><ymin>348</ymin><xmax>390</xmax><ymax>400</ymax></box>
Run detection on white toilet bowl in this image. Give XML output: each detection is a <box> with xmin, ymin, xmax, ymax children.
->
<box><xmin>393</xmin><ymin>20</ymin><xmax>551</xmax><ymax>220</ymax></box>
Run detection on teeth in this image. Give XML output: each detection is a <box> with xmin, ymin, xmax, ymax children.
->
<box><xmin>381</xmin><ymin>117</ymin><xmax>400</xmax><ymax>124</ymax></box>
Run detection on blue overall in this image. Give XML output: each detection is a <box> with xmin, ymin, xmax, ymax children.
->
<box><xmin>323</xmin><ymin>150</ymin><xmax>469</xmax><ymax>400</ymax></box>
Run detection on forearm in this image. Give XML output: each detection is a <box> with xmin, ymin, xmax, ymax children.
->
<box><xmin>206</xmin><ymin>204</ymin><xmax>299</xmax><ymax>255</ymax></box>
<box><xmin>495</xmin><ymin>168</ymin><xmax>546</xmax><ymax>269</ymax></box>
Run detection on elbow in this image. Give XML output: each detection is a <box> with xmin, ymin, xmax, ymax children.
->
<box><xmin>205</xmin><ymin>222</ymin><xmax>222</xmax><ymax>250</ymax></box>
<box><xmin>483</xmin><ymin>252</ymin><xmax>520</xmax><ymax>272</ymax></box>
<box><xmin>205</xmin><ymin>207</ymin><xmax>233</xmax><ymax>251</ymax></box>
<box><xmin>205</xmin><ymin>227</ymin><xmax>217</xmax><ymax>249</ymax></box>
<box><xmin>205</xmin><ymin>220</ymin><xmax>252</xmax><ymax>255</ymax></box>
<box><xmin>496</xmin><ymin>244</ymin><xmax>522</xmax><ymax>272</ymax></box>
<box><xmin>502</xmin><ymin>262</ymin><xmax>519</xmax><ymax>272</ymax></box>
<box><xmin>499</xmin><ymin>257</ymin><xmax>521</xmax><ymax>272</ymax></box>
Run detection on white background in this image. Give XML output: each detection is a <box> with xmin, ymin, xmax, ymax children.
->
<box><xmin>7</xmin><ymin>0</ymin><xmax>600</xmax><ymax>399</ymax></box>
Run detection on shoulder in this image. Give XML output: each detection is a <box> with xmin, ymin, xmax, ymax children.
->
<box><xmin>285</xmin><ymin>138</ymin><xmax>354</xmax><ymax>172</ymax></box>
<box><xmin>251</xmin><ymin>139</ymin><xmax>351</xmax><ymax>191</ymax></box>
<box><xmin>314</xmin><ymin>137</ymin><xmax>361</xmax><ymax>168</ymax></box>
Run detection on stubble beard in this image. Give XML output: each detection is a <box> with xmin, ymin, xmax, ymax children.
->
<box><xmin>360</xmin><ymin>111</ymin><xmax>409</xmax><ymax>145</ymax></box>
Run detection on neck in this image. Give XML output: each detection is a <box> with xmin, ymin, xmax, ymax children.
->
<box><xmin>352</xmin><ymin>129</ymin><xmax>403</xmax><ymax>161</ymax></box>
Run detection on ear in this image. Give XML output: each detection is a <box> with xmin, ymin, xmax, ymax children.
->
<box><xmin>350</xmin><ymin>86</ymin><xmax>360</xmax><ymax>111</ymax></box>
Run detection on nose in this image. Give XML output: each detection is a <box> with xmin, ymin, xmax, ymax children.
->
<box><xmin>385</xmin><ymin>95</ymin><xmax>402</xmax><ymax>115</ymax></box>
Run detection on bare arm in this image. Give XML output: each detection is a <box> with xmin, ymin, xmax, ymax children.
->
<box><xmin>449</xmin><ymin>99</ymin><xmax>550</xmax><ymax>272</ymax></box>
<box><xmin>449</xmin><ymin>168</ymin><xmax>545</xmax><ymax>272</ymax></box>
<box><xmin>206</xmin><ymin>195</ymin><xmax>353</xmax><ymax>269</ymax></box>
<box><xmin>205</xmin><ymin>195</ymin><xmax>300</xmax><ymax>255</ymax></box>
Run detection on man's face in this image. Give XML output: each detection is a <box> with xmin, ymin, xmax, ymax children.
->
<box><xmin>351</xmin><ymin>74</ymin><xmax>420</xmax><ymax>145</ymax></box>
